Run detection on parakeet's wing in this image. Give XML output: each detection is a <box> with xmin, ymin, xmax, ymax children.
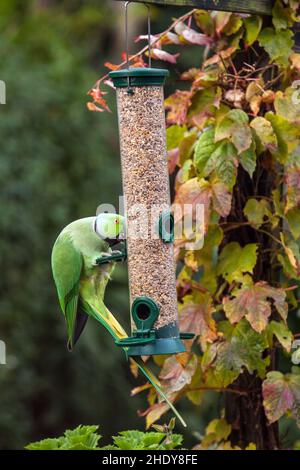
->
<box><xmin>51</xmin><ymin>232</ymin><xmax>87</xmax><ymax>349</ymax></box>
<box><xmin>82</xmin><ymin>299</ymin><xmax>187</xmax><ymax>428</ymax></box>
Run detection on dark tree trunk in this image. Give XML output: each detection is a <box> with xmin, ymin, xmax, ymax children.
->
<box><xmin>225</xmin><ymin>373</ymin><xmax>279</xmax><ymax>449</ymax></box>
<box><xmin>222</xmin><ymin>10</ymin><xmax>281</xmax><ymax>447</ymax></box>
<box><xmin>224</xmin><ymin>164</ymin><xmax>280</xmax><ymax>449</ymax></box>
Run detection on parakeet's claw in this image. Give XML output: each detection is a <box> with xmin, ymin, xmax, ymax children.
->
<box><xmin>96</xmin><ymin>247</ymin><xmax>127</xmax><ymax>265</ymax></box>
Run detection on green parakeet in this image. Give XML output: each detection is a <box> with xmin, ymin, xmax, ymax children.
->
<box><xmin>51</xmin><ymin>213</ymin><xmax>186</xmax><ymax>427</ymax></box>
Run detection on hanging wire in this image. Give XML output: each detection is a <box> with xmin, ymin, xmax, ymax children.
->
<box><xmin>124</xmin><ymin>1</ymin><xmax>152</xmax><ymax>94</ymax></box>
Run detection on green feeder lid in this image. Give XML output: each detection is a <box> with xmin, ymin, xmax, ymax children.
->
<box><xmin>109</xmin><ymin>68</ymin><xmax>169</xmax><ymax>88</ymax></box>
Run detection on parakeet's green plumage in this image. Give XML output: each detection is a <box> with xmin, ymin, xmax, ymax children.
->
<box><xmin>51</xmin><ymin>214</ymin><xmax>186</xmax><ymax>427</ymax></box>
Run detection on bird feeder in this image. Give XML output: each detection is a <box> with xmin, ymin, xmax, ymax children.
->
<box><xmin>110</xmin><ymin>2</ymin><xmax>192</xmax><ymax>356</ymax></box>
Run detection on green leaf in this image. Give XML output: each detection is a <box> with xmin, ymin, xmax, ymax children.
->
<box><xmin>205</xmin><ymin>140</ymin><xmax>238</xmax><ymax>189</ymax></box>
<box><xmin>272</xmin><ymin>0</ymin><xmax>295</xmax><ymax>31</ymax></box>
<box><xmin>258</xmin><ymin>27</ymin><xmax>294</xmax><ymax>67</ymax></box>
<box><xmin>239</xmin><ymin>142</ymin><xmax>257</xmax><ymax>178</ymax></box>
<box><xmin>244</xmin><ymin>15</ymin><xmax>263</xmax><ymax>46</ymax></box>
<box><xmin>250</xmin><ymin>117</ymin><xmax>278</xmax><ymax>152</ymax></box>
<box><xmin>292</xmin><ymin>348</ymin><xmax>300</xmax><ymax>366</ymax></box>
<box><xmin>166</xmin><ymin>125</ymin><xmax>187</xmax><ymax>151</ymax></box>
<box><xmin>26</xmin><ymin>425</ymin><xmax>101</xmax><ymax>450</ymax></box>
<box><xmin>26</xmin><ymin>438</ymin><xmax>64</xmax><ymax>450</ymax></box>
<box><xmin>274</xmin><ymin>88</ymin><xmax>300</xmax><ymax>124</ymax></box>
<box><xmin>193</xmin><ymin>9</ymin><xmax>214</xmax><ymax>36</ymax></box>
<box><xmin>112</xmin><ymin>431</ymin><xmax>164</xmax><ymax>450</ymax></box>
<box><xmin>176</xmin><ymin>159</ymin><xmax>194</xmax><ymax>184</ymax></box>
<box><xmin>223</xmin><ymin>15</ymin><xmax>243</xmax><ymax>36</ymax></box>
<box><xmin>263</xmin><ymin>371</ymin><xmax>300</xmax><ymax>424</ymax></box>
<box><xmin>186</xmin><ymin>360</ymin><xmax>205</xmax><ymax>405</ymax></box>
<box><xmin>266</xmin><ymin>320</ymin><xmax>293</xmax><ymax>352</ymax></box>
<box><xmin>223</xmin><ymin>281</ymin><xmax>288</xmax><ymax>333</ymax></box>
<box><xmin>273</xmin><ymin>188</ymin><xmax>285</xmax><ymax>218</ymax></box>
<box><xmin>215</xmin><ymin>109</ymin><xmax>252</xmax><ymax>154</ymax></box>
<box><xmin>217</xmin><ymin>242</ymin><xmax>258</xmax><ymax>283</ymax></box>
<box><xmin>188</xmin><ymin>88</ymin><xmax>221</xmax><ymax>129</ymax></box>
<box><xmin>286</xmin><ymin>208</ymin><xmax>300</xmax><ymax>240</ymax></box>
<box><xmin>203</xmin><ymin>320</ymin><xmax>269</xmax><ymax>388</ymax></box>
<box><xmin>243</xmin><ymin>198</ymin><xmax>271</xmax><ymax>228</ymax></box>
<box><xmin>199</xmin><ymin>418</ymin><xmax>231</xmax><ymax>449</ymax></box>
<box><xmin>265</xmin><ymin>112</ymin><xmax>300</xmax><ymax>163</ymax></box>
<box><xmin>194</xmin><ymin>128</ymin><xmax>216</xmax><ymax>177</ymax></box>
<box><xmin>103</xmin><ymin>429</ymin><xmax>183</xmax><ymax>451</ymax></box>
<box><xmin>178</xmin><ymin>130</ymin><xmax>198</xmax><ymax>166</ymax></box>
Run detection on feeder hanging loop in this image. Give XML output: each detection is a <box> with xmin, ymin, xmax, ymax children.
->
<box><xmin>124</xmin><ymin>1</ymin><xmax>152</xmax><ymax>94</ymax></box>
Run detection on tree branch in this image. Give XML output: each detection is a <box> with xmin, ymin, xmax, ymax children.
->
<box><xmin>89</xmin><ymin>8</ymin><xmax>197</xmax><ymax>93</ymax></box>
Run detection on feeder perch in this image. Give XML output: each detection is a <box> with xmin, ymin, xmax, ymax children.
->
<box><xmin>110</xmin><ymin>2</ymin><xmax>193</xmax><ymax>356</ymax></box>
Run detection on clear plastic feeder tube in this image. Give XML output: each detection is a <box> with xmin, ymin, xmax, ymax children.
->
<box><xmin>110</xmin><ymin>68</ymin><xmax>185</xmax><ymax>356</ymax></box>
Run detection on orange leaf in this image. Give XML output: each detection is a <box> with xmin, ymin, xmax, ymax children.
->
<box><xmin>86</xmin><ymin>102</ymin><xmax>104</xmax><ymax>113</ymax></box>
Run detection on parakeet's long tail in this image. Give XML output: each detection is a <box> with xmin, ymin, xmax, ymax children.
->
<box><xmin>81</xmin><ymin>298</ymin><xmax>187</xmax><ymax>428</ymax></box>
<box><xmin>133</xmin><ymin>356</ymin><xmax>186</xmax><ymax>427</ymax></box>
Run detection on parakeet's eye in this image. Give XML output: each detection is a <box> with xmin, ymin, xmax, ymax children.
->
<box><xmin>115</xmin><ymin>219</ymin><xmax>119</xmax><ymax>224</ymax></box>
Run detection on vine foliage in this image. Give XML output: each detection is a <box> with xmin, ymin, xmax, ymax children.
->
<box><xmin>89</xmin><ymin>1</ymin><xmax>300</xmax><ymax>449</ymax></box>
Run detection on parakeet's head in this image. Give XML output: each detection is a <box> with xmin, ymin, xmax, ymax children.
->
<box><xmin>94</xmin><ymin>213</ymin><xmax>125</xmax><ymax>244</ymax></box>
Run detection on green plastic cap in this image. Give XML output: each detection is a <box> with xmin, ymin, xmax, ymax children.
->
<box><xmin>109</xmin><ymin>68</ymin><xmax>169</xmax><ymax>88</ymax></box>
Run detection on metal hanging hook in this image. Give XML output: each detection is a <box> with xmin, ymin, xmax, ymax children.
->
<box><xmin>124</xmin><ymin>1</ymin><xmax>152</xmax><ymax>94</ymax></box>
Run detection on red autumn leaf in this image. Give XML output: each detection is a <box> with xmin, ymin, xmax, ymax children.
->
<box><xmin>263</xmin><ymin>371</ymin><xmax>300</xmax><ymax>424</ymax></box>
<box><xmin>182</xmin><ymin>28</ymin><xmax>213</xmax><ymax>46</ymax></box>
<box><xmin>165</xmin><ymin>90</ymin><xmax>193</xmax><ymax>126</ymax></box>
<box><xmin>173</xmin><ymin>177</ymin><xmax>232</xmax><ymax>234</ymax></box>
<box><xmin>139</xmin><ymin>402</ymin><xmax>171</xmax><ymax>429</ymax></box>
<box><xmin>181</xmin><ymin>68</ymin><xmax>201</xmax><ymax>81</ymax></box>
<box><xmin>203</xmin><ymin>46</ymin><xmax>237</xmax><ymax>67</ymax></box>
<box><xmin>159</xmin><ymin>354</ymin><xmax>198</xmax><ymax>394</ymax></box>
<box><xmin>211</xmin><ymin>181</ymin><xmax>232</xmax><ymax>218</ymax></box>
<box><xmin>285</xmin><ymin>168</ymin><xmax>300</xmax><ymax>212</ymax></box>
<box><xmin>174</xmin><ymin>22</ymin><xmax>213</xmax><ymax>46</ymax></box>
<box><xmin>179</xmin><ymin>293</ymin><xmax>218</xmax><ymax>350</ymax></box>
<box><xmin>131</xmin><ymin>383</ymin><xmax>152</xmax><ymax>396</ymax></box>
<box><xmin>106</xmin><ymin>53</ymin><xmax>147</xmax><ymax>71</ymax></box>
<box><xmin>168</xmin><ymin>148</ymin><xmax>179</xmax><ymax>174</ymax></box>
<box><xmin>173</xmin><ymin>177</ymin><xmax>211</xmax><ymax>230</ymax></box>
<box><xmin>88</xmin><ymin>87</ymin><xmax>111</xmax><ymax>112</ymax></box>
<box><xmin>150</xmin><ymin>49</ymin><xmax>180</xmax><ymax>64</ymax></box>
<box><xmin>104</xmin><ymin>61</ymin><xmax>120</xmax><ymax>71</ymax></box>
<box><xmin>160</xmin><ymin>32</ymin><xmax>181</xmax><ymax>45</ymax></box>
<box><xmin>134</xmin><ymin>34</ymin><xmax>157</xmax><ymax>45</ymax></box>
<box><xmin>223</xmin><ymin>281</ymin><xmax>288</xmax><ymax>333</ymax></box>
<box><xmin>86</xmin><ymin>102</ymin><xmax>105</xmax><ymax>113</ymax></box>
<box><xmin>103</xmin><ymin>79</ymin><xmax>115</xmax><ymax>90</ymax></box>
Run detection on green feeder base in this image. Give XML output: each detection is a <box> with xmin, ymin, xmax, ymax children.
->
<box><xmin>115</xmin><ymin>297</ymin><xmax>194</xmax><ymax>356</ymax></box>
<box><xmin>127</xmin><ymin>323</ymin><xmax>186</xmax><ymax>357</ymax></box>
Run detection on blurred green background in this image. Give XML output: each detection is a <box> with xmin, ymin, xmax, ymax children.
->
<box><xmin>0</xmin><ymin>0</ymin><xmax>206</xmax><ymax>450</ymax></box>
